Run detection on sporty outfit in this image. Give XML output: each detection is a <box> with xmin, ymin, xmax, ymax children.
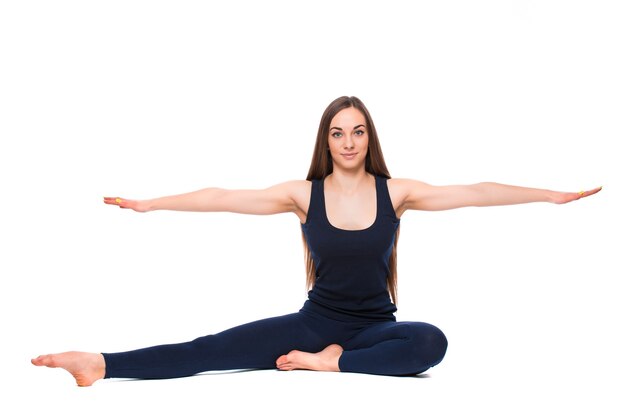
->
<box><xmin>102</xmin><ymin>175</ymin><xmax>447</xmax><ymax>378</ymax></box>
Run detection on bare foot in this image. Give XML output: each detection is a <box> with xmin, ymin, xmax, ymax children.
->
<box><xmin>276</xmin><ymin>344</ymin><xmax>343</xmax><ymax>372</ymax></box>
<box><xmin>31</xmin><ymin>352</ymin><xmax>106</xmax><ymax>387</ymax></box>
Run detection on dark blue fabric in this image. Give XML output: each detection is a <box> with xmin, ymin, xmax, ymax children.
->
<box><xmin>103</xmin><ymin>309</ymin><xmax>447</xmax><ymax>378</ymax></box>
<box><xmin>102</xmin><ymin>175</ymin><xmax>447</xmax><ymax>378</ymax></box>
<box><xmin>300</xmin><ymin>175</ymin><xmax>399</xmax><ymax>321</ymax></box>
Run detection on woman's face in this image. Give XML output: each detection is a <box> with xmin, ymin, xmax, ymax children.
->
<box><xmin>327</xmin><ymin>107</ymin><xmax>369</xmax><ymax>171</ymax></box>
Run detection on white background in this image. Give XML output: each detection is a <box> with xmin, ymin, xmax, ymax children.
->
<box><xmin>1</xmin><ymin>1</ymin><xmax>624</xmax><ymax>416</ymax></box>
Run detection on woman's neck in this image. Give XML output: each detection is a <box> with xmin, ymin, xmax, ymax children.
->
<box><xmin>326</xmin><ymin>169</ymin><xmax>373</xmax><ymax>195</ymax></box>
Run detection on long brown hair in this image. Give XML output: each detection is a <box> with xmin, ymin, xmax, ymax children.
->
<box><xmin>303</xmin><ymin>96</ymin><xmax>400</xmax><ymax>304</ymax></box>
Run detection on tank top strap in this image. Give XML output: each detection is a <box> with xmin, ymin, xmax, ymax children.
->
<box><xmin>375</xmin><ymin>175</ymin><xmax>399</xmax><ymax>220</ymax></box>
<box><xmin>306</xmin><ymin>178</ymin><xmax>325</xmax><ymax>222</ymax></box>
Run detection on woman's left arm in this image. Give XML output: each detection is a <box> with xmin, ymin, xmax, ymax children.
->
<box><xmin>390</xmin><ymin>179</ymin><xmax>602</xmax><ymax>213</ymax></box>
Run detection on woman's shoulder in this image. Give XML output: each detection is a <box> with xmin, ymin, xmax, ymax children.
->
<box><xmin>279</xmin><ymin>179</ymin><xmax>312</xmax><ymax>189</ymax></box>
<box><xmin>387</xmin><ymin>177</ymin><xmax>415</xmax><ymax>192</ymax></box>
<box><xmin>388</xmin><ymin>177</ymin><xmax>429</xmax><ymax>189</ymax></box>
<box><xmin>273</xmin><ymin>180</ymin><xmax>312</xmax><ymax>223</ymax></box>
<box><xmin>275</xmin><ymin>179</ymin><xmax>312</xmax><ymax>201</ymax></box>
<box><xmin>266</xmin><ymin>179</ymin><xmax>310</xmax><ymax>196</ymax></box>
<box><xmin>386</xmin><ymin>178</ymin><xmax>431</xmax><ymax>211</ymax></box>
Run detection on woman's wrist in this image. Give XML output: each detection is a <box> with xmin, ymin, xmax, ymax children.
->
<box><xmin>138</xmin><ymin>199</ymin><xmax>156</xmax><ymax>212</ymax></box>
<box><xmin>545</xmin><ymin>190</ymin><xmax>560</xmax><ymax>204</ymax></box>
<box><xmin>548</xmin><ymin>190</ymin><xmax>575</xmax><ymax>204</ymax></box>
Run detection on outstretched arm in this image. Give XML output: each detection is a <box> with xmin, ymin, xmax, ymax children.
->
<box><xmin>103</xmin><ymin>180</ymin><xmax>311</xmax><ymax>218</ymax></box>
<box><xmin>390</xmin><ymin>179</ymin><xmax>602</xmax><ymax>213</ymax></box>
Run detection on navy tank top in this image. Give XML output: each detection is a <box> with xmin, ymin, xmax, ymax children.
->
<box><xmin>300</xmin><ymin>175</ymin><xmax>399</xmax><ymax>322</ymax></box>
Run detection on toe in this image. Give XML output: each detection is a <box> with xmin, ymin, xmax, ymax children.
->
<box><xmin>276</xmin><ymin>355</ymin><xmax>287</xmax><ymax>367</ymax></box>
<box><xmin>31</xmin><ymin>355</ymin><xmax>52</xmax><ymax>367</ymax></box>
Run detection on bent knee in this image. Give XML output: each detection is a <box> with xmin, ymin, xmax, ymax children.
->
<box><xmin>407</xmin><ymin>322</ymin><xmax>448</xmax><ymax>367</ymax></box>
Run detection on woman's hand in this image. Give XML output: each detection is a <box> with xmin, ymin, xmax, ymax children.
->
<box><xmin>552</xmin><ymin>186</ymin><xmax>603</xmax><ymax>204</ymax></box>
<box><xmin>103</xmin><ymin>197</ymin><xmax>151</xmax><ymax>212</ymax></box>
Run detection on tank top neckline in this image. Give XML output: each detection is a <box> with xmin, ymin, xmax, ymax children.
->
<box><xmin>320</xmin><ymin>175</ymin><xmax>379</xmax><ymax>233</ymax></box>
<box><xmin>299</xmin><ymin>173</ymin><xmax>399</xmax><ymax>321</ymax></box>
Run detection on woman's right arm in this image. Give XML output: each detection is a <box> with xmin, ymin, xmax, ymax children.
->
<box><xmin>103</xmin><ymin>180</ymin><xmax>311</xmax><ymax>219</ymax></box>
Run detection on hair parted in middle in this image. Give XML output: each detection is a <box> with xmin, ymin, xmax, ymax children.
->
<box><xmin>306</xmin><ymin>96</ymin><xmax>391</xmax><ymax>181</ymax></box>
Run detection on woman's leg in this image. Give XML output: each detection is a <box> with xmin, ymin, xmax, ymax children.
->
<box><xmin>32</xmin><ymin>312</ymin><xmax>330</xmax><ymax>384</ymax></box>
<box><xmin>102</xmin><ymin>312</ymin><xmax>330</xmax><ymax>379</ymax></box>
<box><xmin>338</xmin><ymin>321</ymin><xmax>448</xmax><ymax>376</ymax></box>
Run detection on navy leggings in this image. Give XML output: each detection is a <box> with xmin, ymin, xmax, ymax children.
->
<box><xmin>102</xmin><ymin>309</ymin><xmax>447</xmax><ymax>379</ymax></box>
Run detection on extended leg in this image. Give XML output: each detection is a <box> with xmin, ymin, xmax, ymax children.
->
<box><xmin>32</xmin><ymin>312</ymin><xmax>330</xmax><ymax>384</ymax></box>
<box><xmin>339</xmin><ymin>321</ymin><xmax>448</xmax><ymax>376</ymax></box>
<box><xmin>102</xmin><ymin>312</ymin><xmax>328</xmax><ymax>379</ymax></box>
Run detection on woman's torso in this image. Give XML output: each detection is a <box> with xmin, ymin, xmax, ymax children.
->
<box><xmin>299</xmin><ymin>174</ymin><xmax>400</xmax><ymax>322</ymax></box>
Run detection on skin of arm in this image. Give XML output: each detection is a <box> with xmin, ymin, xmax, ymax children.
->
<box><xmin>390</xmin><ymin>179</ymin><xmax>602</xmax><ymax>215</ymax></box>
<box><xmin>103</xmin><ymin>180</ymin><xmax>311</xmax><ymax>221</ymax></box>
<box><xmin>105</xmin><ymin>178</ymin><xmax>601</xmax><ymax>218</ymax></box>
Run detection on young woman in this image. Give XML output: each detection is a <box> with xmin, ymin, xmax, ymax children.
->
<box><xmin>31</xmin><ymin>96</ymin><xmax>601</xmax><ymax>386</ymax></box>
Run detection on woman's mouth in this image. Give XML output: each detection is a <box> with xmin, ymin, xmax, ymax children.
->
<box><xmin>341</xmin><ymin>152</ymin><xmax>358</xmax><ymax>160</ymax></box>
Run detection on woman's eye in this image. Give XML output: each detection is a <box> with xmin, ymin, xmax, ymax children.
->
<box><xmin>331</xmin><ymin>132</ymin><xmax>342</xmax><ymax>138</ymax></box>
<box><xmin>355</xmin><ymin>130</ymin><xmax>365</xmax><ymax>136</ymax></box>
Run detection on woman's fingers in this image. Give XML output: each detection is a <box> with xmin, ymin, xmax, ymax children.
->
<box><xmin>103</xmin><ymin>196</ymin><xmax>127</xmax><ymax>207</ymax></box>
<box><xmin>554</xmin><ymin>186</ymin><xmax>602</xmax><ymax>204</ymax></box>
<box><xmin>103</xmin><ymin>196</ymin><xmax>147</xmax><ymax>212</ymax></box>
<box><xmin>580</xmin><ymin>186</ymin><xmax>603</xmax><ymax>199</ymax></box>
<box><xmin>576</xmin><ymin>186</ymin><xmax>602</xmax><ymax>201</ymax></box>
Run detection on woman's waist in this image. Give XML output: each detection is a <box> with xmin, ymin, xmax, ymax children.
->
<box><xmin>300</xmin><ymin>298</ymin><xmax>396</xmax><ymax>323</ymax></box>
